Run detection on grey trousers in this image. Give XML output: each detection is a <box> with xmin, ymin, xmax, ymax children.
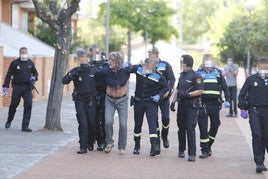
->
<box><xmin>105</xmin><ymin>95</ymin><xmax>128</xmax><ymax>150</ymax></box>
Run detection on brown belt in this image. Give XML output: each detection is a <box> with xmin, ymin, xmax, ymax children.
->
<box><xmin>106</xmin><ymin>94</ymin><xmax>127</xmax><ymax>99</ymax></box>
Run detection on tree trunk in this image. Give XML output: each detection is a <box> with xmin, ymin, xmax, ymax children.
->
<box><xmin>44</xmin><ymin>49</ymin><xmax>68</xmax><ymax>131</ymax></box>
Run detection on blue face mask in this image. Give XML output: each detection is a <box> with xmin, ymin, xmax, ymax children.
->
<box><xmin>227</xmin><ymin>61</ymin><xmax>233</xmax><ymax>65</ymax></box>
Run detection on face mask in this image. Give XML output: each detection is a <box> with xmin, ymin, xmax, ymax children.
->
<box><xmin>204</xmin><ymin>60</ymin><xmax>213</xmax><ymax>68</ymax></box>
<box><xmin>258</xmin><ymin>70</ymin><xmax>268</xmax><ymax>78</ymax></box>
<box><xmin>20</xmin><ymin>54</ymin><xmax>28</xmax><ymax>61</ymax></box>
<box><xmin>227</xmin><ymin>61</ymin><xmax>233</xmax><ymax>65</ymax></box>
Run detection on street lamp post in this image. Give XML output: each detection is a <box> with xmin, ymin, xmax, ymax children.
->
<box><xmin>106</xmin><ymin>0</ymin><xmax>110</xmax><ymax>56</ymax></box>
<box><xmin>245</xmin><ymin>0</ymin><xmax>257</xmax><ymax>76</ymax></box>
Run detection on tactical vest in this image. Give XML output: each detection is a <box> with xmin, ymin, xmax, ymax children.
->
<box><xmin>198</xmin><ymin>69</ymin><xmax>221</xmax><ymax>100</ymax></box>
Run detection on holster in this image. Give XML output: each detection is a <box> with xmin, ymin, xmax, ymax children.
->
<box><xmin>130</xmin><ymin>96</ymin><xmax>135</xmax><ymax>106</ymax></box>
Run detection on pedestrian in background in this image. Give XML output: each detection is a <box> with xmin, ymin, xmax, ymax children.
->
<box><xmin>62</xmin><ymin>50</ymin><xmax>97</xmax><ymax>154</ymax></box>
<box><xmin>89</xmin><ymin>45</ymin><xmax>109</xmax><ymax>151</ymax></box>
<box><xmin>148</xmin><ymin>47</ymin><xmax>175</xmax><ymax>149</ymax></box>
<box><xmin>197</xmin><ymin>54</ymin><xmax>230</xmax><ymax>159</ymax></box>
<box><xmin>170</xmin><ymin>55</ymin><xmax>204</xmax><ymax>162</ymax></box>
<box><xmin>238</xmin><ymin>57</ymin><xmax>268</xmax><ymax>173</ymax></box>
<box><xmin>98</xmin><ymin>51</ymin><xmax>131</xmax><ymax>155</ymax></box>
<box><xmin>223</xmin><ymin>57</ymin><xmax>238</xmax><ymax>118</ymax></box>
<box><xmin>131</xmin><ymin>58</ymin><xmax>169</xmax><ymax>156</ymax></box>
<box><xmin>3</xmin><ymin>47</ymin><xmax>38</xmax><ymax>132</ymax></box>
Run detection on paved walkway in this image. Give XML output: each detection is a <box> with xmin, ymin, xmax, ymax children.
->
<box><xmin>1</xmin><ymin>93</ymin><xmax>267</xmax><ymax>179</ymax></box>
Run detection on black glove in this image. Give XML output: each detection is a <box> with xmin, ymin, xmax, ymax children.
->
<box><xmin>178</xmin><ymin>91</ymin><xmax>191</xmax><ymax>99</ymax></box>
<box><xmin>170</xmin><ymin>102</ymin><xmax>176</xmax><ymax>112</ymax></box>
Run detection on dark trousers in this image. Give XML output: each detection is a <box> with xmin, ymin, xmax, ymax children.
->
<box><xmin>198</xmin><ymin>103</ymin><xmax>220</xmax><ymax>152</ymax></box>
<box><xmin>7</xmin><ymin>85</ymin><xmax>33</xmax><ymax>129</ymax></box>
<box><xmin>176</xmin><ymin>101</ymin><xmax>198</xmax><ymax>156</ymax></box>
<box><xmin>134</xmin><ymin>101</ymin><xmax>158</xmax><ymax>142</ymax></box>
<box><xmin>75</xmin><ymin>99</ymin><xmax>96</xmax><ymax>150</ymax></box>
<box><xmin>248</xmin><ymin>106</ymin><xmax>268</xmax><ymax>165</ymax></box>
<box><xmin>95</xmin><ymin>93</ymin><xmax>106</xmax><ymax>145</ymax></box>
<box><xmin>228</xmin><ymin>86</ymin><xmax>237</xmax><ymax>115</ymax></box>
<box><xmin>158</xmin><ymin>99</ymin><xmax>170</xmax><ymax>137</ymax></box>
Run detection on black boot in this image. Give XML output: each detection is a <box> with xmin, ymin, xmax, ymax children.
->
<box><xmin>133</xmin><ymin>141</ymin><xmax>140</xmax><ymax>155</ymax></box>
<box><xmin>161</xmin><ymin>127</ymin><xmax>169</xmax><ymax>148</ymax></box>
<box><xmin>150</xmin><ymin>138</ymin><xmax>161</xmax><ymax>156</ymax></box>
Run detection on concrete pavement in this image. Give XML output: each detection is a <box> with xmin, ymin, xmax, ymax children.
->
<box><xmin>0</xmin><ymin>93</ymin><xmax>267</xmax><ymax>178</ymax></box>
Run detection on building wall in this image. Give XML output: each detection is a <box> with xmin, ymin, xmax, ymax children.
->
<box><xmin>0</xmin><ymin>49</ymin><xmax>77</xmax><ymax>107</ymax></box>
<box><xmin>2</xmin><ymin>0</ymin><xmax>12</xmax><ymax>24</ymax></box>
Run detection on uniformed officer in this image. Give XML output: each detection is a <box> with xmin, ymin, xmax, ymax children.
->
<box><xmin>197</xmin><ymin>54</ymin><xmax>230</xmax><ymax>159</ymax></box>
<box><xmin>148</xmin><ymin>47</ymin><xmax>175</xmax><ymax>148</ymax></box>
<box><xmin>89</xmin><ymin>45</ymin><xmax>109</xmax><ymax>151</ymax></box>
<box><xmin>238</xmin><ymin>57</ymin><xmax>268</xmax><ymax>173</ymax></box>
<box><xmin>62</xmin><ymin>50</ymin><xmax>97</xmax><ymax>154</ymax></box>
<box><xmin>170</xmin><ymin>55</ymin><xmax>203</xmax><ymax>162</ymax></box>
<box><xmin>3</xmin><ymin>47</ymin><xmax>38</xmax><ymax>132</ymax></box>
<box><xmin>131</xmin><ymin>58</ymin><xmax>169</xmax><ymax>156</ymax></box>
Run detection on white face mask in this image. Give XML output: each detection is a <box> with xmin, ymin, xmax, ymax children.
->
<box><xmin>227</xmin><ymin>61</ymin><xmax>233</xmax><ymax>65</ymax></box>
<box><xmin>258</xmin><ymin>70</ymin><xmax>268</xmax><ymax>78</ymax></box>
<box><xmin>20</xmin><ymin>54</ymin><xmax>28</xmax><ymax>61</ymax></box>
<box><xmin>204</xmin><ymin>60</ymin><xmax>213</xmax><ymax>68</ymax></box>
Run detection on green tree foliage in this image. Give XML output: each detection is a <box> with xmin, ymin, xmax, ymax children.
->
<box><xmin>35</xmin><ymin>22</ymin><xmax>55</xmax><ymax>47</ymax></box>
<box><xmin>218</xmin><ymin>0</ymin><xmax>268</xmax><ymax>68</ymax></box>
<box><xmin>98</xmin><ymin>0</ymin><xmax>177</xmax><ymax>46</ymax></box>
<box><xmin>182</xmin><ymin>0</ymin><xmax>219</xmax><ymax>45</ymax></box>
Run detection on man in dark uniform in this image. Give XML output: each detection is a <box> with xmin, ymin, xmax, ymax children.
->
<box><xmin>196</xmin><ymin>54</ymin><xmax>230</xmax><ymax>159</ymax></box>
<box><xmin>238</xmin><ymin>57</ymin><xmax>268</xmax><ymax>173</ymax></box>
<box><xmin>170</xmin><ymin>55</ymin><xmax>203</xmax><ymax>162</ymax></box>
<box><xmin>131</xmin><ymin>58</ymin><xmax>169</xmax><ymax>156</ymax></box>
<box><xmin>62</xmin><ymin>50</ymin><xmax>97</xmax><ymax>154</ymax></box>
<box><xmin>89</xmin><ymin>45</ymin><xmax>109</xmax><ymax>151</ymax></box>
<box><xmin>3</xmin><ymin>47</ymin><xmax>38</xmax><ymax>132</ymax></box>
<box><xmin>148</xmin><ymin>47</ymin><xmax>175</xmax><ymax>148</ymax></box>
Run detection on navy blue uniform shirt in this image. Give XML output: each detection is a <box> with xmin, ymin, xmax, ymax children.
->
<box><xmin>239</xmin><ymin>73</ymin><xmax>268</xmax><ymax>107</ymax></box>
<box><xmin>156</xmin><ymin>60</ymin><xmax>175</xmax><ymax>91</ymax></box>
<box><xmin>3</xmin><ymin>58</ymin><xmax>38</xmax><ymax>87</ymax></box>
<box><xmin>176</xmin><ymin>70</ymin><xmax>204</xmax><ymax>97</ymax></box>
<box><xmin>62</xmin><ymin>65</ymin><xmax>97</xmax><ymax>97</ymax></box>
<box><xmin>90</xmin><ymin>60</ymin><xmax>109</xmax><ymax>93</ymax></box>
<box><xmin>131</xmin><ymin>65</ymin><xmax>169</xmax><ymax>99</ymax></box>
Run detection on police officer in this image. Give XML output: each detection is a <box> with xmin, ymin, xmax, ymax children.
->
<box><xmin>62</xmin><ymin>50</ymin><xmax>97</xmax><ymax>154</ymax></box>
<box><xmin>131</xmin><ymin>58</ymin><xmax>169</xmax><ymax>156</ymax></box>
<box><xmin>148</xmin><ymin>47</ymin><xmax>175</xmax><ymax>148</ymax></box>
<box><xmin>3</xmin><ymin>47</ymin><xmax>38</xmax><ymax>132</ymax></box>
<box><xmin>170</xmin><ymin>55</ymin><xmax>203</xmax><ymax>162</ymax></box>
<box><xmin>89</xmin><ymin>45</ymin><xmax>109</xmax><ymax>151</ymax></box>
<box><xmin>197</xmin><ymin>54</ymin><xmax>230</xmax><ymax>159</ymax></box>
<box><xmin>238</xmin><ymin>57</ymin><xmax>268</xmax><ymax>173</ymax></box>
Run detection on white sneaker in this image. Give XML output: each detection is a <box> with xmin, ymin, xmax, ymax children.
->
<box><xmin>104</xmin><ymin>144</ymin><xmax>114</xmax><ymax>153</ymax></box>
<box><xmin>119</xmin><ymin>149</ymin><xmax>125</xmax><ymax>155</ymax></box>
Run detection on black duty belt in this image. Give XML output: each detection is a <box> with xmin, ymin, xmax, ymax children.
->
<box><xmin>107</xmin><ymin>94</ymin><xmax>127</xmax><ymax>99</ymax></box>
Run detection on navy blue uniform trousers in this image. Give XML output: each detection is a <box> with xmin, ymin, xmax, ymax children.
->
<box><xmin>7</xmin><ymin>85</ymin><xmax>32</xmax><ymax>129</ymax></box>
<box><xmin>75</xmin><ymin>99</ymin><xmax>96</xmax><ymax>150</ymax></box>
<box><xmin>249</xmin><ymin>106</ymin><xmax>268</xmax><ymax>165</ymax></box>
<box><xmin>177</xmin><ymin>101</ymin><xmax>198</xmax><ymax>156</ymax></box>
<box><xmin>134</xmin><ymin>101</ymin><xmax>158</xmax><ymax>142</ymax></box>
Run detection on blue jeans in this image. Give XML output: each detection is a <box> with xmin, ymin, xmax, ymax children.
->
<box><xmin>105</xmin><ymin>95</ymin><xmax>128</xmax><ymax>150</ymax></box>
